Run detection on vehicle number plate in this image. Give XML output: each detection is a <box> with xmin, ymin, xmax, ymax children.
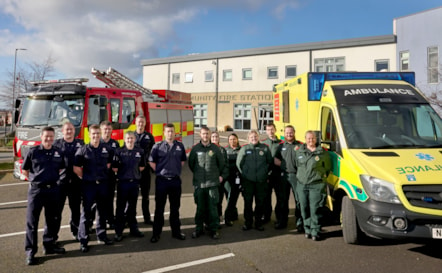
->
<box><xmin>431</xmin><ymin>228</ymin><xmax>442</xmax><ymax>239</ymax></box>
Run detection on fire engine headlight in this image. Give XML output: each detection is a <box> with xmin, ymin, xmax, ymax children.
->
<box><xmin>360</xmin><ymin>175</ymin><xmax>401</xmax><ymax>204</ymax></box>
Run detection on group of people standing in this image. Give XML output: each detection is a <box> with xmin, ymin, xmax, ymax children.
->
<box><xmin>22</xmin><ymin>119</ymin><xmax>330</xmax><ymax>266</ymax></box>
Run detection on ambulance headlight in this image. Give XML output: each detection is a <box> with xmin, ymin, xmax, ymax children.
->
<box><xmin>360</xmin><ymin>175</ymin><xmax>401</xmax><ymax>204</ymax></box>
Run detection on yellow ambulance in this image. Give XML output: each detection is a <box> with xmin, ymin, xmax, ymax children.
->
<box><xmin>273</xmin><ymin>72</ymin><xmax>442</xmax><ymax>244</ymax></box>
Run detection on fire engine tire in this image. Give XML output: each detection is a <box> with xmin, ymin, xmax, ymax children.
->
<box><xmin>342</xmin><ymin>196</ymin><xmax>362</xmax><ymax>244</ymax></box>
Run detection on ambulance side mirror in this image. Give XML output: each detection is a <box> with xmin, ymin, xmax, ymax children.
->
<box><xmin>330</xmin><ymin>140</ymin><xmax>342</xmax><ymax>155</ymax></box>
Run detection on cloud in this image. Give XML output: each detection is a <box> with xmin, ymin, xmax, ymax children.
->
<box><xmin>0</xmin><ymin>0</ymin><xmax>301</xmax><ymax>83</ymax></box>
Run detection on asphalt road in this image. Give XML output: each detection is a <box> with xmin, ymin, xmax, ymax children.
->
<box><xmin>0</xmin><ymin>164</ymin><xmax>441</xmax><ymax>273</ymax></box>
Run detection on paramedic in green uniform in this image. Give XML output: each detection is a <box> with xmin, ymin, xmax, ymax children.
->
<box><xmin>295</xmin><ymin>130</ymin><xmax>331</xmax><ymax>241</ymax></box>
<box><xmin>261</xmin><ymin>123</ymin><xmax>283</xmax><ymax>225</ymax></box>
<box><xmin>274</xmin><ymin>125</ymin><xmax>303</xmax><ymax>230</ymax></box>
<box><xmin>236</xmin><ymin>130</ymin><xmax>273</xmax><ymax>231</ymax></box>
<box><xmin>188</xmin><ymin>126</ymin><xmax>225</xmax><ymax>239</ymax></box>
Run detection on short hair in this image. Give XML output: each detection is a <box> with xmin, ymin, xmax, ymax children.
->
<box><xmin>164</xmin><ymin>123</ymin><xmax>175</xmax><ymax>130</ymax></box>
<box><xmin>265</xmin><ymin>123</ymin><xmax>276</xmax><ymax>130</ymax></box>
<box><xmin>285</xmin><ymin>125</ymin><xmax>295</xmax><ymax>131</ymax></box>
<box><xmin>211</xmin><ymin>131</ymin><xmax>219</xmax><ymax>137</ymax></box>
<box><xmin>200</xmin><ymin>126</ymin><xmax>210</xmax><ymax>132</ymax></box>
<box><xmin>41</xmin><ymin>126</ymin><xmax>55</xmax><ymax>134</ymax></box>
<box><xmin>89</xmin><ymin>124</ymin><xmax>100</xmax><ymax>131</ymax></box>
<box><xmin>100</xmin><ymin>120</ymin><xmax>112</xmax><ymax>127</ymax></box>
<box><xmin>248</xmin><ymin>130</ymin><xmax>259</xmax><ymax>137</ymax></box>
<box><xmin>305</xmin><ymin>130</ymin><xmax>316</xmax><ymax>138</ymax></box>
<box><xmin>136</xmin><ymin>115</ymin><xmax>146</xmax><ymax>121</ymax></box>
<box><xmin>62</xmin><ymin>121</ymin><xmax>74</xmax><ymax>128</ymax></box>
<box><xmin>125</xmin><ymin>131</ymin><xmax>135</xmax><ymax>138</ymax></box>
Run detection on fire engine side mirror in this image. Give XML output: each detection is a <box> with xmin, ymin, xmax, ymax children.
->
<box><xmin>15</xmin><ymin>99</ymin><xmax>21</xmax><ymax>109</ymax></box>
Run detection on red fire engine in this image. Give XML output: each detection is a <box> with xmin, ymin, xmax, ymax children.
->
<box><xmin>13</xmin><ymin>67</ymin><xmax>194</xmax><ymax>179</ymax></box>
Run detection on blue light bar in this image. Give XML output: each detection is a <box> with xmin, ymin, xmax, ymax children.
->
<box><xmin>307</xmin><ymin>72</ymin><xmax>416</xmax><ymax>101</ymax></box>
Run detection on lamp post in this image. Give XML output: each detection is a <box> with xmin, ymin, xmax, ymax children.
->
<box><xmin>11</xmin><ymin>48</ymin><xmax>26</xmax><ymax>132</ymax></box>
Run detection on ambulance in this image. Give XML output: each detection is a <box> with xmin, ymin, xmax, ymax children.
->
<box><xmin>273</xmin><ymin>72</ymin><xmax>442</xmax><ymax>244</ymax></box>
<box><xmin>13</xmin><ymin>67</ymin><xmax>194</xmax><ymax>179</ymax></box>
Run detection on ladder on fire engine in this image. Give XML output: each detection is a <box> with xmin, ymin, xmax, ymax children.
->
<box><xmin>91</xmin><ymin>67</ymin><xmax>158</xmax><ymax>100</ymax></box>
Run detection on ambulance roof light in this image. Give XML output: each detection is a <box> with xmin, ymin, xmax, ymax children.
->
<box><xmin>307</xmin><ymin>72</ymin><xmax>416</xmax><ymax>101</ymax></box>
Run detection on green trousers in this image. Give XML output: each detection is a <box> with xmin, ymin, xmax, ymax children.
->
<box><xmin>194</xmin><ymin>186</ymin><xmax>219</xmax><ymax>232</ymax></box>
<box><xmin>296</xmin><ymin>181</ymin><xmax>326</xmax><ymax>236</ymax></box>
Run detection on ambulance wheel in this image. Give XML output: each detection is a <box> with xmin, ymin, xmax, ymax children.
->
<box><xmin>342</xmin><ymin>196</ymin><xmax>362</xmax><ymax>244</ymax></box>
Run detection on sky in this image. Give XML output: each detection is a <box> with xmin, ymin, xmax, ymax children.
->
<box><xmin>0</xmin><ymin>0</ymin><xmax>441</xmax><ymax>107</ymax></box>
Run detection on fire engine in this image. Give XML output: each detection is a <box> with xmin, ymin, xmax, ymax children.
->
<box><xmin>13</xmin><ymin>67</ymin><xmax>194</xmax><ymax>179</ymax></box>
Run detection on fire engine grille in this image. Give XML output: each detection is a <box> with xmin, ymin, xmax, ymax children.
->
<box><xmin>20</xmin><ymin>145</ymin><xmax>32</xmax><ymax>159</ymax></box>
<box><xmin>402</xmin><ymin>185</ymin><xmax>442</xmax><ymax>210</ymax></box>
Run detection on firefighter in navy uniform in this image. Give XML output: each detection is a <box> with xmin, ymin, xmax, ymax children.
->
<box><xmin>236</xmin><ymin>130</ymin><xmax>273</xmax><ymax>231</ymax></box>
<box><xmin>134</xmin><ymin>115</ymin><xmax>155</xmax><ymax>224</ymax></box>
<box><xmin>22</xmin><ymin>126</ymin><xmax>66</xmax><ymax>266</ymax></box>
<box><xmin>74</xmin><ymin>124</ymin><xmax>114</xmax><ymax>253</ymax></box>
<box><xmin>149</xmin><ymin>124</ymin><xmax>187</xmax><ymax>243</ymax></box>
<box><xmin>53</xmin><ymin>121</ymin><xmax>84</xmax><ymax>240</ymax></box>
<box><xmin>113</xmin><ymin>131</ymin><xmax>146</xmax><ymax>242</ymax></box>
<box><xmin>100</xmin><ymin>121</ymin><xmax>120</xmax><ymax>229</ymax></box>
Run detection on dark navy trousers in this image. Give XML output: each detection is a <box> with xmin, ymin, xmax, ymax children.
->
<box><xmin>115</xmin><ymin>180</ymin><xmax>140</xmax><ymax>235</ymax></box>
<box><xmin>78</xmin><ymin>181</ymin><xmax>108</xmax><ymax>244</ymax></box>
<box><xmin>25</xmin><ymin>184</ymin><xmax>61</xmax><ymax>256</ymax></box>
<box><xmin>152</xmin><ymin>177</ymin><xmax>182</xmax><ymax>236</ymax></box>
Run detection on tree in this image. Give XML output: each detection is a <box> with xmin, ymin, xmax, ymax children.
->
<box><xmin>0</xmin><ymin>53</ymin><xmax>57</xmax><ymax>109</ymax></box>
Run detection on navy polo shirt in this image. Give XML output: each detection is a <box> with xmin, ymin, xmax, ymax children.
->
<box><xmin>149</xmin><ymin>140</ymin><xmax>187</xmax><ymax>178</ymax></box>
<box><xmin>74</xmin><ymin>143</ymin><xmax>113</xmax><ymax>182</ymax></box>
<box><xmin>101</xmin><ymin>138</ymin><xmax>120</xmax><ymax>152</ymax></box>
<box><xmin>135</xmin><ymin>131</ymin><xmax>155</xmax><ymax>160</ymax></box>
<box><xmin>53</xmin><ymin>138</ymin><xmax>84</xmax><ymax>178</ymax></box>
<box><xmin>22</xmin><ymin>145</ymin><xmax>65</xmax><ymax>184</ymax></box>
<box><xmin>112</xmin><ymin>146</ymin><xmax>146</xmax><ymax>180</ymax></box>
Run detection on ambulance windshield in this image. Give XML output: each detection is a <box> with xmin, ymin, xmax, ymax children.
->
<box><xmin>19</xmin><ymin>96</ymin><xmax>84</xmax><ymax>127</ymax></box>
<box><xmin>339</xmin><ymin>104</ymin><xmax>442</xmax><ymax>149</ymax></box>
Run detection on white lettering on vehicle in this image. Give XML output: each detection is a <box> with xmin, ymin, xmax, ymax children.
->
<box><xmin>344</xmin><ymin>88</ymin><xmax>415</xmax><ymax>96</ymax></box>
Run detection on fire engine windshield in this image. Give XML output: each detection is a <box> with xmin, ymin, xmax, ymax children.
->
<box><xmin>339</xmin><ymin>104</ymin><xmax>442</xmax><ymax>149</ymax></box>
<box><xmin>19</xmin><ymin>96</ymin><xmax>84</xmax><ymax>127</ymax></box>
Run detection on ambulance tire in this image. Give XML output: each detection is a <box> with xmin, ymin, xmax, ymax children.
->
<box><xmin>342</xmin><ymin>196</ymin><xmax>362</xmax><ymax>244</ymax></box>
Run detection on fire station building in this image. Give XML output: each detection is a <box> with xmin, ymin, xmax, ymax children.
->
<box><xmin>141</xmin><ymin>7</ymin><xmax>441</xmax><ymax>132</ymax></box>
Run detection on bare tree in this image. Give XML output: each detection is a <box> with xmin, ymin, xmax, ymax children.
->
<box><xmin>0</xmin><ymin>53</ymin><xmax>57</xmax><ymax>109</ymax></box>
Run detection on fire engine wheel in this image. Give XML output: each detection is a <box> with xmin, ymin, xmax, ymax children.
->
<box><xmin>341</xmin><ymin>196</ymin><xmax>362</xmax><ymax>244</ymax></box>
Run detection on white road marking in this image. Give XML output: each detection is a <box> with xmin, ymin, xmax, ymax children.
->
<box><xmin>0</xmin><ymin>182</ymin><xmax>28</xmax><ymax>187</ymax></box>
<box><xmin>142</xmin><ymin>253</ymin><xmax>235</xmax><ymax>273</ymax></box>
<box><xmin>0</xmin><ymin>200</ymin><xmax>27</xmax><ymax>206</ymax></box>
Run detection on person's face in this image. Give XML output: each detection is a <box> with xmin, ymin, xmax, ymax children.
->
<box><xmin>62</xmin><ymin>123</ymin><xmax>75</xmax><ymax>141</ymax></box>
<box><xmin>211</xmin><ymin>133</ymin><xmax>220</xmax><ymax>145</ymax></box>
<box><xmin>200</xmin><ymin>129</ymin><xmax>210</xmax><ymax>143</ymax></box>
<box><xmin>136</xmin><ymin>118</ymin><xmax>146</xmax><ymax>132</ymax></box>
<box><xmin>248</xmin><ymin>132</ymin><xmax>259</xmax><ymax>145</ymax></box>
<box><xmin>305</xmin><ymin>132</ymin><xmax>317</xmax><ymax>147</ymax></box>
<box><xmin>228</xmin><ymin>135</ymin><xmax>238</xmax><ymax>148</ymax></box>
<box><xmin>89</xmin><ymin>128</ymin><xmax>101</xmax><ymax>145</ymax></box>
<box><xmin>125</xmin><ymin>134</ymin><xmax>135</xmax><ymax>149</ymax></box>
<box><xmin>100</xmin><ymin>125</ymin><xmax>112</xmax><ymax>139</ymax></box>
<box><xmin>40</xmin><ymin>130</ymin><xmax>55</xmax><ymax>149</ymax></box>
<box><xmin>164</xmin><ymin>127</ymin><xmax>175</xmax><ymax>141</ymax></box>
<box><xmin>284</xmin><ymin>128</ymin><xmax>295</xmax><ymax>143</ymax></box>
<box><xmin>266</xmin><ymin>125</ymin><xmax>276</xmax><ymax>138</ymax></box>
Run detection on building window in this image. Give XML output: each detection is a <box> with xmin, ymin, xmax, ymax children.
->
<box><xmin>428</xmin><ymin>46</ymin><xmax>439</xmax><ymax>84</ymax></box>
<box><xmin>185</xmin><ymin>72</ymin><xmax>193</xmax><ymax>83</ymax></box>
<box><xmin>285</xmin><ymin>65</ymin><xmax>297</xmax><ymax>78</ymax></box>
<box><xmin>172</xmin><ymin>73</ymin><xmax>180</xmax><ymax>84</ymax></box>
<box><xmin>193</xmin><ymin>104</ymin><xmax>207</xmax><ymax>128</ymax></box>
<box><xmin>375</xmin><ymin>59</ymin><xmax>389</xmax><ymax>71</ymax></box>
<box><xmin>234</xmin><ymin>104</ymin><xmax>251</xmax><ymax>130</ymax></box>
<box><xmin>205</xmin><ymin>70</ymin><xmax>214</xmax><ymax>82</ymax></box>
<box><xmin>223</xmin><ymin>69</ymin><xmax>232</xmax><ymax>81</ymax></box>
<box><xmin>314</xmin><ymin>57</ymin><xmax>345</xmax><ymax>72</ymax></box>
<box><xmin>258</xmin><ymin>103</ymin><xmax>273</xmax><ymax>131</ymax></box>
<box><xmin>242</xmin><ymin>68</ymin><xmax>252</xmax><ymax>80</ymax></box>
<box><xmin>267</xmin><ymin>67</ymin><xmax>278</xmax><ymax>79</ymax></box>
<box><xmin>400</xmin><ymin>51</ymin><xmax>409</xmax><ymax>71</ymax></box>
